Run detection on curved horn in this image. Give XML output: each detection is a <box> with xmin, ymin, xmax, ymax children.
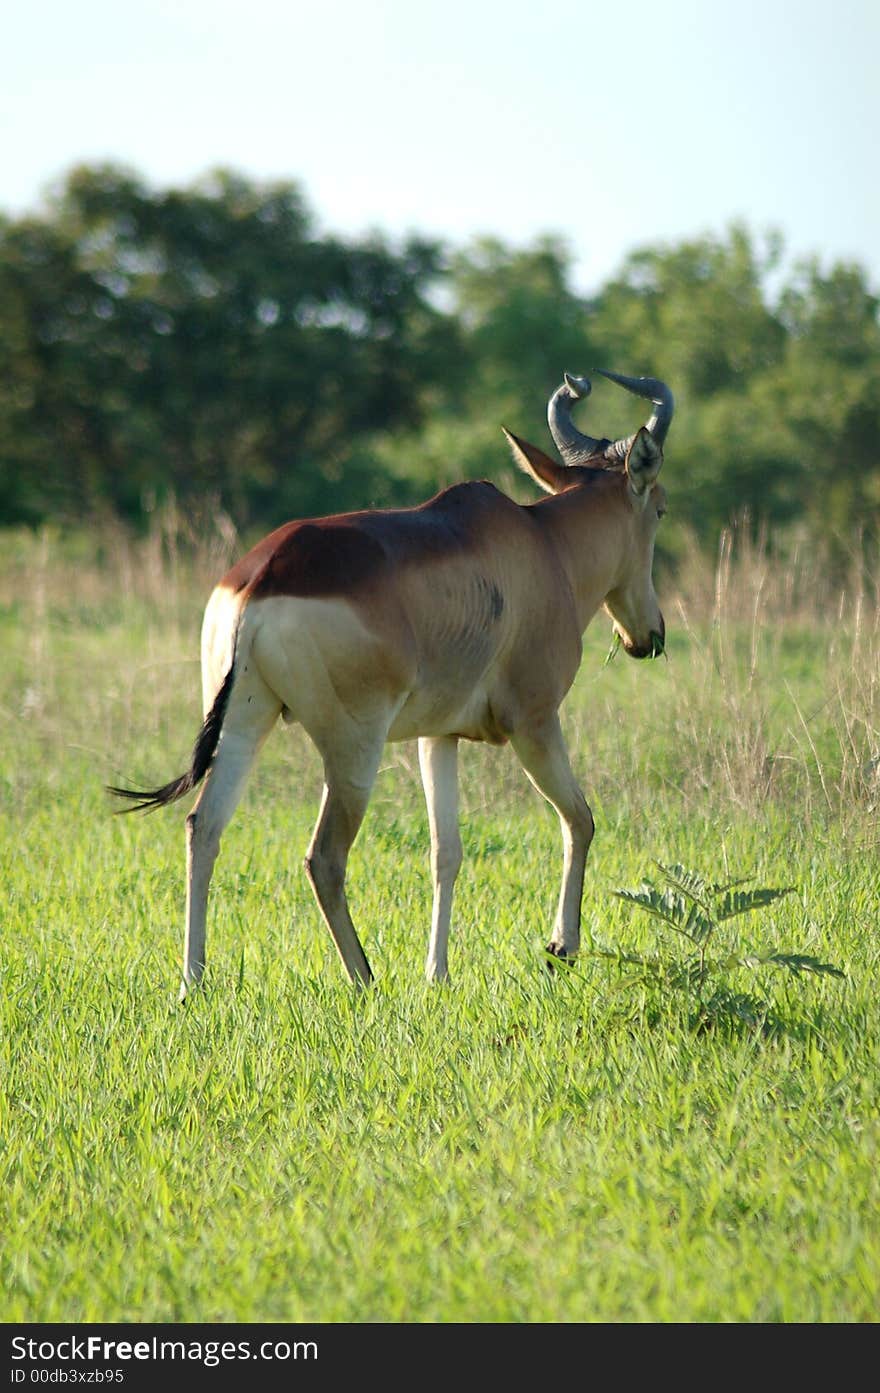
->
<box><xmin>593</xmin><ymin>368</ymin><xmax>675</xmax><ymax>460</ymax></box>
<box><xmin>546</xmin><ymin>372</ymin><xmax>613</xmax><ymax>465</ymax></box>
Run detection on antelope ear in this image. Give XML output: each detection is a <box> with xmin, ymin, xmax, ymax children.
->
<box><xmin>625</xmin><ymin>427</ymin><xmax>663</xmax><ymax>497</ymax></box>
<box><xmin>502</xmin><ymin>427</ymin><xmax>569</xmax><ymax>494</ymax></box>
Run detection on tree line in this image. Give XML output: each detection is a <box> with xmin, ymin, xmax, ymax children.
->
<box><xmin>2</xmin><ymin>164</ymin><xmax>878</xmax><ymax>558</ymax></box>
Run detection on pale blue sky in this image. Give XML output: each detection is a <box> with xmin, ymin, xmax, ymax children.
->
<box><xmin>4</xmin><ymin>0</ymin><xmax>879</xmax><ymax>294</ymax></box>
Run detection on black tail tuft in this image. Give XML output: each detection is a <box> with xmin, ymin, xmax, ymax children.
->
<box><xmin>107</xmin><ymin>660</ymin><xmax>237</xmax><ymax>815</ymax></box>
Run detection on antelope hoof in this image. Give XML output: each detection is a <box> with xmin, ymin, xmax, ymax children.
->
<box><xmin>544</xmin><ymin>943</ymin><xmax>576</xmax><ymax>972</ymax></box>
<box><xmin>179</xmin><ymin>973</ymin><xmax>202</xmax><ymax>1004</ymax></box>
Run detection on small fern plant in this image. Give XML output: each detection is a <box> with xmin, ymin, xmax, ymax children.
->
<box><xmin>597</xmin><ymin>863</ymin><xmax>844</xmax><ymax>1028</ymax></box>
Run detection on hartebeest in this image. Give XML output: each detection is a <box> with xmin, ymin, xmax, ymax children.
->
<box><xmin>110</xmin><ymin>369</ymin><xmax>673</xmax><ymax>996</ymax></box>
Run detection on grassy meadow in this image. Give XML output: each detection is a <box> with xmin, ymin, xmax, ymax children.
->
<box><xmin>1</xmin><ymin>513</ymin><xmax>879</xmax><ymax>1323</ymax></box>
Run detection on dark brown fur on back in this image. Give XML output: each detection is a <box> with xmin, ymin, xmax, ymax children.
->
<box><xmin>222</xmin><ymin>481</ymin><xmax>515</xmax><ymax>600</ymax></box>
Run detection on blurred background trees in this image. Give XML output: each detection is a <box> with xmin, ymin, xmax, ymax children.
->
<box><xmin>1</xmin><ymin>163</ymin><xmax>878</xmax><ymax>563</ymax></box>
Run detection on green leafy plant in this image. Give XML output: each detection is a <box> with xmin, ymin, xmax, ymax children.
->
<box><xmin>593</xmin><ymin>863</ymin><xmax>845</xmax><ymax>1029</ymax></box>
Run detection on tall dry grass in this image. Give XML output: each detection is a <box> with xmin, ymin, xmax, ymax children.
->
<box><xmin>665</xmin><ymin>521</ymin><xmax>880</xmax><ymax>822</ymax></box>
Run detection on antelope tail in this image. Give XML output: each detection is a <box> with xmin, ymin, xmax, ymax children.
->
<box><xmin>107</xmin><ymin>657</ymin><xmax>237</xmax><ymax>815</ymax></box>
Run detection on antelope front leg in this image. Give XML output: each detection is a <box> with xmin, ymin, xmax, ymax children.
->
<box><xmin>418</xmin><ymin>735</ymin><xmax>462</xmax><ymax>982</ymax></box>
<box><xmin>511</xmin><ymin>715</ymin><xmax>594</xmax><ymax>960</ymax></box>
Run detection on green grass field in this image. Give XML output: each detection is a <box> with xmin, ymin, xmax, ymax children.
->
<box><xmin>1</xmin><ymin>520</ymin><xmax>878</xmax><ymax>1322</ymax></box>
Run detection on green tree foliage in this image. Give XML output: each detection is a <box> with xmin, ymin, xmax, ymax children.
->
<box><xmin>0</xmin><ymin>166</ymin><xmax>878</xmax><ymax>558</ymax></box>
<box><xmin>587</xmin><ymin>226</ymin><xmax>880</xmax><ymax>552</ymax></box>
<box><xmin>358</xmin><ymin>236</ymin><xmax>601</xmax><ymax>504</ymax></box>
<box><xmin>0</xmin><ymin>165</ymin><xmax>461</xmax><ymax>526</ymax></box>
<box><xmin>774</xmin><ymin>262</ymin><xmax>880</xmax><ymax>545</ymax></box>
<box><xmin>448</xmin><ymin>235</ymin><xmax>597</xmax><ymax>415</ymax></box>
<box><xmin>589</xmin><ymin>227</ymin><xmax>792</xmax><ymax>534</ymax></box>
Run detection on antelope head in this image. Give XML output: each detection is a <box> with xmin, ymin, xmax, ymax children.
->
<box><xmin>548</xmin><ymin>368</ymin><xmax>673</xmax><ymax>659</ymax></box>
